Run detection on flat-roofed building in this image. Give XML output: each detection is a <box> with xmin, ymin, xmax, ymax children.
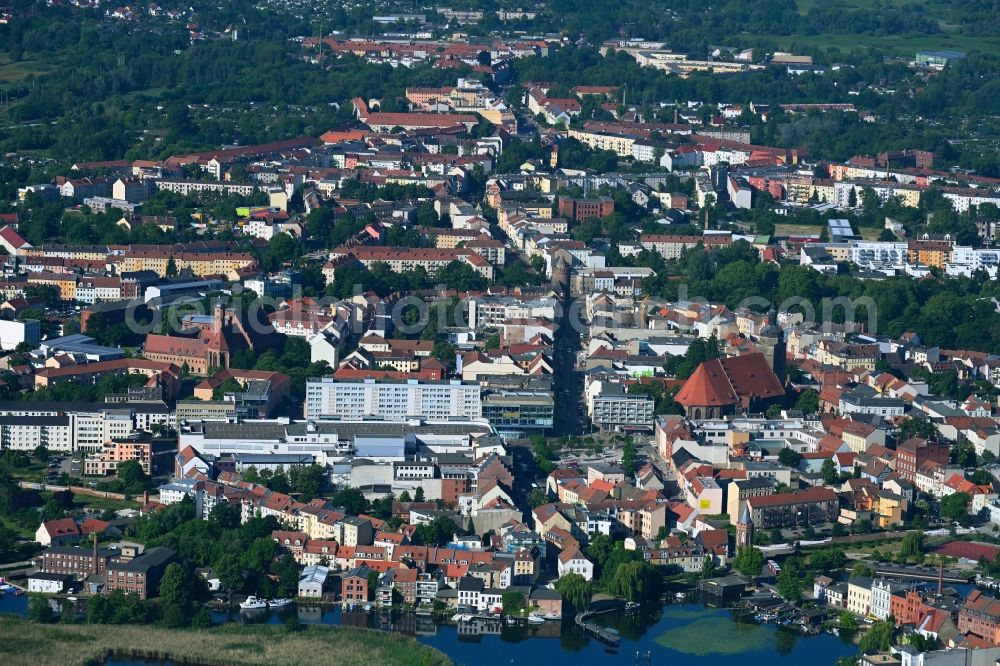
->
<box><xmin>104</xmin><ymin>547</ymin><xmax>176</xmax><ymax>599</ymax></box>
<box><xmin>746</xmin><ymin>487</ymin><xmax>839</xmax><ymax>529</ymax></box>
<box><xmin>304</xmin><ymin>377</ymin><xmax>482</xmax><ymax>421</ymax></box>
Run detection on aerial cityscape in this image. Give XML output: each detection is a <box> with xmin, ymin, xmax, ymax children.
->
<box><xmin>1</xmin><ymin>0</ymin><xmax>1000</xmax><ymax>664</ymax></box>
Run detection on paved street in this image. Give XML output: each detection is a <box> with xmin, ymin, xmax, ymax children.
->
<box><xmin>552</xmin><ymin>294</ymin><xmax>585</xmax><ymax>437</ymax></box>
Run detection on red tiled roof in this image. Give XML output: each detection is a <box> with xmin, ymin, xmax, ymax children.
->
<box><xmin>675</xmin><ymin>360</ymin><xmax>738</xmax><ymax>407</ymax></box>
<box><xmin>0</xmin><ymin>226</ymin><xmax>29</xmax><ymax>249</ymax></box>
<box><xmin>934</xmin><ymin>541</ymin><xmax>1000</xmax><ymax>562</ymax></box>
<box><xmin>43</xmin><ymin>518</ymin><xmax>80</xmax><ymax>538</ymax></box>
<box><xmin>675</xmin><ymin>353</ymin><xmax>784</xmax><ymax>407</ymax></box>
<box><xmin>80</xmin><ymin>518</ymin><xmax>111</xmax><ymax>535</ymax></box>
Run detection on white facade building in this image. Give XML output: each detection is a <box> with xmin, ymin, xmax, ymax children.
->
<box><xmin>945</xmin><ymin>246</ymin><xmax>1000</xmax><ymax>278</ymax></box>
<box><xmin>849</xmin><ymin>241</ymin><xmax>908</xmax><ymax>269</ymax></box>
<box><xmin>28</xmin><ymin>573</ymin><xmax>70</xmax><ymax>594</ymax></box>
<box><xmin>304</xmin><ymin>377</ymin><xmax>482</xmax><ymax>421</ymax></box>
<box><xmin>557</xmin><ymin>549</ymin><xmax>594</xmax><ymax>581</ymax></box>
<box><xmin>0</xmin><ymin>318</ymin><xmax>41</xmax><ymax>351</ymax></box>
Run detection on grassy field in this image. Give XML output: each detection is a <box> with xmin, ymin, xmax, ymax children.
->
<box><xmin>0</xmin><ymin>515</ymin><xmax>35</xmax><ymax>540</ymax></box>
<box><xmin>774</xmin><ymin>224</ymin><xmax>824</xmax><ymax>237</ymax></box>
<box><xmin>0</xmin><ymin>56</ymin><xmax>51</xmax><ymax>85</ymax></box>
<box><xmin>796</xmin><ymin>0</ymin><xmax>932</xmax><ymax>13</ymax></box>
<box><xmin>0</xmin><ymin>616</ymin><xmax>452</xmax><ymax>666</ymax></box>
<box><xmin>773</xmin><ymin>224</ymin><xmax>884</xmax><ymax>241</ymax></box>
<box><xmin>786</xmin><ymin>0</ymin><xmax>1000</xmax><ymax>54</ymax></box>
<box><xmin>65</xmin><ymin>492</ymin><xmax>140</xmax><ymax>513</ymax></box>
<box><xmin>758</xmin><ymin>31</ymin><xmax>1000</xmax><ymax>57</ymax></box>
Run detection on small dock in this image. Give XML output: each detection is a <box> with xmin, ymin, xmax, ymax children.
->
<box><xmin>576</xmin><ymin>603</ymin><xmax>624</xmax><ymax>647</ymax></box>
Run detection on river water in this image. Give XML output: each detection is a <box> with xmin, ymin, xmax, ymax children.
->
<box><xmin>191</xmin><ymin>600</ymin><xmax>860</xmax><ymax>665</ymax></box>
<box><xmin>2</xmin><ymin>590</ymin><xmax>861</xmax><ymax>665</ymax></box>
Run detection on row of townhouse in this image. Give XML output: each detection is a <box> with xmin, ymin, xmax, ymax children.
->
<box><xmin>328</xmin><ymin>245</ymin><xmax>495</xmax><ymax>281</ymax></box>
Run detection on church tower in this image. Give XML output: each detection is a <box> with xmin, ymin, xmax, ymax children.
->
<box><xmin>736</xmin><ymin>505</ymin><xmax>755</xmax><ymax>552</ymax></box>
<box><xmin>757</xmin><ymin>307</ymin><xmax>785</xmax><ymax>383</ymax></box>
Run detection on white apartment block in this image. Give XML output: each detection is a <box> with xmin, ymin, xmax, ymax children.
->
<box><xmin>0</xmin><ymin>402</ymin><xmax>169</xmax><ymax>452</ymax></box>
<box><xmin>849</xmin><ymin>241</ymin><xmax>908</xmax><ymax>269</ymax></box>
<box><xmin>0</xmin><ymin>417</ymin><xmax>73</xmax><ymax>452</ymax></box>
<box><xmin>467</xmin><ymin>296</ymin><xmax>559</xmax><ymax>328</ymax></box>
<box><xmin>945</xmin><ymin>246</ymin><xmax>1000</xmax><ymax>277</ymax></box>
<box><xmin>942</xmin><ymin>188</ymin><xmax>1000</xmax><ymax>214</ymax></box>
<box><xmin>304</xmin><ymin>378</ymin><xmax>482</xmax><ymax>421</ymax></box>
<box><xmin>154</xmin><ymin>180</ymin><xmax>259</xmax><ymax>197</ymax></box>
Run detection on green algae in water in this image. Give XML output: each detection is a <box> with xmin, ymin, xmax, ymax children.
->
<box><xmin>656</xmin><ymin>616</ymin><xmax>771</xmax><ymax>656</ymax></box>
<box><xmin>659</xmin><ymin>607</ymin><xmax>717</xmax><ymax>621</ymax></box>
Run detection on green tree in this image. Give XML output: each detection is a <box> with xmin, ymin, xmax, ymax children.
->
<box><xmin>733</xmin><ymin>547</ymin><xmax>765</xmax><ymax>577</ymax></box>
<box><xmin>851</xmin><ymin>562</ymin><xmax>876</xmax><ymax>579</ymax></box>
<box><xmin>211</xmin><ymin>377</ymin><xmax>243</xmax><ymax>400</ymax></box>
<box><xmin>700</xmin><ymin>555</ymin><xmax>717</xmax><ymax>579</ymax></box>
<box><xmin>776</xmin><ymin>563</ymin><xmax>803</xmax><ymax>602</ymax></box>
<box><xmin>898</xmin><ymin>416</ymin><xmax>937</xmax><ymax>441</ymax></box>
<box><xmin>621</xmin><ymin>438</ymin><xmax>638</xmax><ymax>475</ymax></box>
<box><xmin>898</xmin><ymin>531</ymin><xmax>926</xmax><ymax>562</ymax></box>
<box><xmin>115</xmin><ymin>459</ymin><xmax>152</xmax><ymax>496</ymax></box>
<box><xmin>288</xmin><ymin>465</ymin><xmax>325</xmax><ymax>500</ymax></box>
<box><xmin>329</xmin><ymin>487</ymin><xmax>368</xmax><ymax>515</ymax></box>
<box><xmin>60</xmin><ymin>599</ymin><xmax>75</xmax><ymax>624</ymax></box>
<box><xmin>209</xmin><ymin>502</ymin><xmax>242</xmax><ymax>530</ymax></box>
<box><xmin>821</xmin><ymin>459</ymin><xmax>840</xmax><ymax>485</ymax></box>
<box><xmin>837</xmin><ymin>611</ymin><xmax>858</xmax><ymax>631</ymax></box>
<box><xmin>28</xmin><ymin>596</ymin><xmax>55</xmax><ymax>623</ymax></box>
<box><xmin>527</xmin><ymin>488</ymin><xmax>549</xmax><ymax>508</ymax></box>
<box><xmin>859</xmin><ymin>620</ymin><xmax>895</xmax><ymax>654</ymax></box>
<box><xmin>794</xmin><ymin>389</ymin><xmax>819</xmax><ymax>415</ymax></box>
<box><xmin>502</xmin><ymin>590</ymin><xmax>525</xmax><ymax>615</ymax></box>
<box><xmin>413</xmin><ymin>516</ymin><xmax>459</xmax><ymax>547</ymax></box>
<box><xmin>215</xmin><ymin>552</ymin><xmax>245</xmax><ymax>594</ymax></box>
<box><xmin>608</xmin><ymin>561</ymin><xmax>661</xmax><ymax>601</ymax></box>
<box><xmin>272</xmin><ymin>555</ymin><xmax>300</xmax><ymax>598</ymax></box>
<box><xmin>951</xmin><ymin>441</ymin><xmax>977</xmax><ymax>468</ymax></box>
<box><xmin>778</xmin><ymin>448</ymin><xmax>802</xmax><ymax>468</ymax></box>
<box><xmin>941</xmin><ymin>493</ymin><xmax>970</xmax><ymax>523</ymax></box>
<box><xmin>554</xmin><ymin>573</ymin><xmax>592</xmax><ymax>613</ymax></box>
<box><xmin>159</xmin><ymin>562</ymin><xmax>203</xmax><ymax>627</ymax></box>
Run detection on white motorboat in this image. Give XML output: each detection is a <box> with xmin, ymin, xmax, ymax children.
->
<box><xmin>675</xmin><ymin>592</ymin><xmax>686</xmax><ymax>600</ymax></box>
<box><xmin>240</xmin><ymin>596</ymin><xmax>267</xmax><ymax>610</ymax></box>
<box><xmin>527</xmin><ymin>615</ymin><xmax>545</xmax><ymax>625</ymax></box>
<box><xmin>268</xmin><ymin>598</ymin><xmax>293</xmax><ymax>608</ymax></box>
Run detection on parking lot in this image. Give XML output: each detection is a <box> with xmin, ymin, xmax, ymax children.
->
<box><xmin>54</xmin><ymin>455</ymin><xmax>81</xmax><ymax>481</ymax></box>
